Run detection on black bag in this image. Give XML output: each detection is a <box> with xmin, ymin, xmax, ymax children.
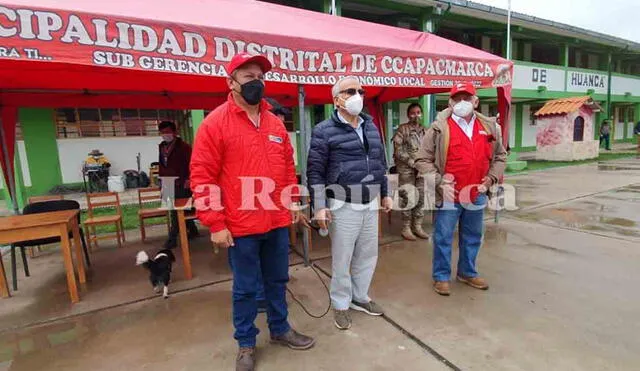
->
<box><xmin>138</xmin><ymin>171</ymin><xmax>151</xmax><ymax>188</ymax></box>
<box><xmin>123</xmin><ymin>170</ymin><xmax>140</xmax><ymax>189</ymax></box>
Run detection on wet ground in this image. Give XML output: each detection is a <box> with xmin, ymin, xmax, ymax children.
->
<box><xmin>0</xmin><ymin>157</ymin><xmax>639</xmax><ymax>370</ymax></box>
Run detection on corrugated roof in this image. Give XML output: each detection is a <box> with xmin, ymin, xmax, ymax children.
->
<box><xmin>534</xmin><ymin>96</ymin><xmax>601</xmax><ymax>116</ymax></box>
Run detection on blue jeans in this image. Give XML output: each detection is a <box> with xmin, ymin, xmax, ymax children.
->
<box><xmin>432</xmin><ymin>194</ymin><xmax>487</xmax><ymax>282</ymax></box>
<box><xmin>228</xmin><ymin>227</ymin><xmax>290</xmax><ymax>348</ymax></box>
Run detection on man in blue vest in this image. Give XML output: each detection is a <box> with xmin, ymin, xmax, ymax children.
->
<box><xmin>307</xmin><ymin>76</ymin><xmax>393</xmax><ymax>331</ymax></box>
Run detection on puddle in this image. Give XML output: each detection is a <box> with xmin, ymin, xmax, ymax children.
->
<box><xmin>597</xmin><ymin>165</ymin><xmax>640</xmax><ymax>171</ymax></box>
<box><xmin>598</xmin><ymin>217</ymin><xmax>637</xmax><ymax>228</ymax></box>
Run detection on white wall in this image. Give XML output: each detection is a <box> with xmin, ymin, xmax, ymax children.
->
<box><xmin>612</xmin><ymin>75</ymin><xmax>640</xmax><ymax>96</ymax></box>
<box><xmin>627</xmin><ymin>122</ymin><xmax>634</xmax><ymax>139</ymax></box>
<box><xmin>522</xmin><ymin>105</ymin><xmax>537</xmax><ymax>147</ymax></box>
<box><xmin>0</xmin><ymin>141</ymin><xmax>31</xmax><ymax>189</ymax></box>
<box><xmin>615</xmin><ymin>122</ymin><xmax>625</xmax><ymax>140</ymax></box>
<box><xmin>509</xmin><ymin>108</ymin><xmax>516</xmax><ymax>148</ymax></box>
<box><xmin>513</xmin><ymin>64</ymin><xmax>565</xmax><ymax>92</ymax></box>
<box><xmin>58</xmin><ymin>137</ymin><xmax>161</xmax><ymax>183</ymax></box>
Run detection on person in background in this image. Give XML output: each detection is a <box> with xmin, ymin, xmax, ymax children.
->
<box><xmin>307</xmin><ymin>76</ymin><xmax>393</xmax><ymax>331</ymax></box>
<box><xmin>392</xmin><ymin>103</ymin><xmax>430</xmax><ymax>241</ymax></box>
<box><xmin>634</xmin><ymin>120</ymin><xmax>640</xmax><ymax>153</ymax></box>
<box><xmin>599</xmin><ymin>120</ymin><xmax>611</xmax><ymax>151</ymax></box>
<box><xmin>414</xmin><ymin>82</ymin><xmax>506</xmax><ymax>297</ymax></box>
<box><xmin>85</xmin><ymin>149</ymin><xmax>110</xmax><ymax>168</ymax></box>
<box><xmin>84</xmin><ymin>149</ymin><xmax>111</xmax><ymax>191</ymax></box>
<box><xmin>190</xmin><ymin>53</ymin><xmax>314</xmax><ymax>371</ymax></box>
<box><xmin>158</xmin><ymin>120</ymin><xmax>199</xmax><ymax>249</ymax></box>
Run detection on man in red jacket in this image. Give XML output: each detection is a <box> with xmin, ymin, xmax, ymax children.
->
<box><xmin>190</xmin><ymin>53</ymin><xmax>314</xmax><ymax>371</ymax></box>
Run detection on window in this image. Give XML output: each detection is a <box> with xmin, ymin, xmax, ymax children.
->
<box><xmin>530</xmin><ymin>105</ymin><xmax>544</xmax><ymax>126</ymax></box>
<box><xmin>54</xmin><ymin>108</ymin><xmax>178</xmax><ymax>138</ymax></box>
<box><xmin>531</xmin><ymin>44</ymin><xmax>560</xmax><ymax>65</ymax></box>
<box><xmin>573</xmin><ymin>116</ymin><xmax>585</xmax><ymax>142</ymax></box>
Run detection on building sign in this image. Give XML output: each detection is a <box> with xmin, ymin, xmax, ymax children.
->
<box><xmin>513</xmin><ymin>64</ymin><xmax>564</xmax><ymax>91</ymax></box>
<box><xmin>0</xmin><ymin>5</ymin><xmax>512</xmax><ymax>89</ymax></box>
<box><xmin>567</xmin><ymin>70</ymin><xmax>607</xmax><ymax>94</ymax></box>
<box><xmin>611</xmin><ymin>75</ymin><xmax>640</xmax><ymax>96</ymax></box>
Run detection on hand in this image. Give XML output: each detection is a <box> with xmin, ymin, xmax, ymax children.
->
<box><xmin>477</xmin><ymin>177</ymin><xmax>493</xmax><ymax>194</ymax></box>
<box><xmin>441</xmin><ymin>182</ymin><xmax>456</xmax><ymax>202</ymax></box>
<box><xmin>211</xmin><ymin>229</ymin><xmax>234</xmax><ymax>248</ymax></box>
<box><xmin>297</xmin><ymin>212</ymin><xmax>312</xmax><ymax>229</ymax></box>
<box><xmin>291</xmin><ymin>209</ymin><xmax>310</xmax><ymax>226</ymax></box>
<box><xmin>314</xmin><ymin>208</ymin><xmax>332</xmax><ymax>230</ymax></box>
<box><xmin>381</xmin><ymin>196</ymin><xmax>393</xmax><ymax>213</ymax></box>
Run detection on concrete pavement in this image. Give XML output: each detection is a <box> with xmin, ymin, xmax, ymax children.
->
<box><xmin>0</xmin><ymin>157</ymin><xmax>639</xmax><ymax>370</ymax></box>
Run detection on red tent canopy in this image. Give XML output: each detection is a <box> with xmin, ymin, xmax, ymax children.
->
<box><xmin>0</xmin><ymin>0</ymin><xmax>512</xmax><ymax>211</ymax></box>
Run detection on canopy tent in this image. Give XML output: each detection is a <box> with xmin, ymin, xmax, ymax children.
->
<box><xmin>0</xmin><ymin>0</ymin><xmax>513</xmax><ymax>215</ymax></box>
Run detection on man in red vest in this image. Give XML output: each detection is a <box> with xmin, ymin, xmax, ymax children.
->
<box><xmin>414</xmin><ymin>82</ymin><xmax>506</xmax><ymax>296</ymax></box>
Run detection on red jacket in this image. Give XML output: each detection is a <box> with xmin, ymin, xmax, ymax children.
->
<box><xmin>445</xmin><ymin>117</ymin><xmax>492</xmax><ymax>204</ymax></box>
<box><xmin>190</xmin><ymin>93</ymin><xmax>298</xmax><ymax>237</ymax></box>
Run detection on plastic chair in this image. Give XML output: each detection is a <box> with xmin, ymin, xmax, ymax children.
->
<box><xmin>11</xmin><ymin>200</ymin><xmax>90</xmax><ymax>291</ymax></box>
<box><xmin>26</xmin><ymin>195</ymin><xmax>65</xmax><ymax>257</ymax></box>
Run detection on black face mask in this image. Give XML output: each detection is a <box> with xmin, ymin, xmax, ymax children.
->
<box><xmin>235</xmin><ymin>79</ymin><xmax>264</xmax><ymax>106</ymax></box>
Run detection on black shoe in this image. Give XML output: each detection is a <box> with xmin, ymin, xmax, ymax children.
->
<box><xmin>163</xmin><ymin>239</ymin><xmax>177</xmax><ymax>250</ymax></box>
<box><xmin>187</xmin><ymin>228</ymin><xmax>200</xmax><ymax>240</ymax></box>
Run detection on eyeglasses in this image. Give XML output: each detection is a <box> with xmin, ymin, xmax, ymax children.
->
<box><xmin>339</xmin><ymin>88</ymin><xmax>366</xmax><ymax>96</ymax></box>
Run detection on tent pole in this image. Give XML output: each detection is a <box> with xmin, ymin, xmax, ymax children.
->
<box><xmin>0</xmin><ymin>115</ymin><xmax>19</xmax><ymax>215</ymax></box>
<box><xmin>297</xmin><ymin>85</ymin><xmax>310</xmax><ymax>267</ymax></box>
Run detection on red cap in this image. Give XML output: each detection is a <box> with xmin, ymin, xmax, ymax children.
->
<box><xmin>226</xmin><ymin>53</ymin><xmax>272</xmax><ymax>75</ymax></box>
<box><xmin>450</xmin><ymin>82</ymin><xmax>476</xmax><ymax>97</ymax></box>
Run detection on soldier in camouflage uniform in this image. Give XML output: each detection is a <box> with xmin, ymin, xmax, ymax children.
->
<box><xmin>393</xmin><ymin>103</ymin><xmax>430</xmax><ymax>241</ymax></box>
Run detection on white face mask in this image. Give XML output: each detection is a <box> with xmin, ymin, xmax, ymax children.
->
<box><xmin>342</xmin><ymin>94</ymin><xmax>364</xmax><ymax>116</ymax></box>
<box><xmin>452</xmin><ymin>100</ymin><xmax>474</xmax><ymax>117</ymax></box>
<box><xmin>162</xmin><ymin>134</ymin><xmax>174</xmax><ymax>143</ymax></box>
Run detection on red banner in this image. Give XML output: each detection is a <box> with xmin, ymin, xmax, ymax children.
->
<box><xmin>0</xmin><ymin>4</ymin><xmax>513</xmax><ymax>91</ymax></box>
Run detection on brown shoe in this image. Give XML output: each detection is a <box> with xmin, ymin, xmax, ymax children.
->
<box><xmin>236</xmin><ymin>347</ymin><xmax>255</xmax><ymax>371</ymax></box>
<box><xmin>271</xmin><ymin>329</ymin><xmax>315</xmax><ymax>350</ymax></box>
<box><xmin>411</xmin><ymin>220</ymin><xmax>430</xmax><ymax>240</ymax></box>
<box><xmin>456</xmin><ymin>275</ymin><xmax>489</xmax><ymax>290</ymax></box>
<box><xmin>433</xmin><ymin>281</ymin><xmax>450</xmax><ymax>296</ymax></box>
<box><xmin>401</xmin><ymin>224</ymin><xmax>417</xmax><ymax>241</ymax></box>
<box><xmin>333</xmin><ymin>309</ymin><xmax>352</xmax><ymax>330</ymax></box>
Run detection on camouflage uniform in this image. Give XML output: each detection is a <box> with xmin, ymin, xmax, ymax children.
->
<box><xmin>393</xmin><ymin>122</ymin><xmax>429</xmax><ymax>240</ymax></box>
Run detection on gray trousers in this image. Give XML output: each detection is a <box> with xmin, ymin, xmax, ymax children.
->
<box><xmin>328</xmin><ymin>199</ymin><xmax>379</xmax><ymax>310</ymax></box>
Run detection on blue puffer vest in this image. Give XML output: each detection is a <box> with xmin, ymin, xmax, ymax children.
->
<box><xmin>307</xmin><ymin>110</ymin><xmax>388</xmax><ymax>208</ymax></box>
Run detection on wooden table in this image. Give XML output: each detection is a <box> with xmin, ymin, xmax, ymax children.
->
<box><xmin>0</xmin><ymin>210</ymin><xmax>86</xmax><ymax>303</ymax></box>
<box><xmin>175</xmin><ymin>198</ymin><xmax>195</xmax><ymax>280</ymax></box>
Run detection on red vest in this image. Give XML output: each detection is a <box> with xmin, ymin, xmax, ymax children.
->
<box><xmin>444</xmin><ymin>117</ymin><xmax>493</xmax><ymax>203</ymax></box>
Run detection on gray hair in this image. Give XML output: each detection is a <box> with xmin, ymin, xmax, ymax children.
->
<box><xmin>331</xmin><ymin>76</ymin><xmax>360</xmax><ymax>98</ymax></box>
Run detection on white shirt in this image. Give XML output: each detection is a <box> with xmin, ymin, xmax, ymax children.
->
<box><xmin>248</xmin><ymin>113</ymin><xmax>261</xmax><ymax>128</ymax></box>
<box><xmin>451</xmin><ymin>113</ymin><xmax>476</xmax><ymax>140</ymax></box>
<box><xmin>337</xmin><ymin>112</ymin><xmax>365</xmax><ymax>143</ymax></box>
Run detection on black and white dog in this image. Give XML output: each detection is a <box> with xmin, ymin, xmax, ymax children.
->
<box><xmin>136</xmin><ymin>249</ymin><xmax>176</xmax><ymax>298</ymax></box>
